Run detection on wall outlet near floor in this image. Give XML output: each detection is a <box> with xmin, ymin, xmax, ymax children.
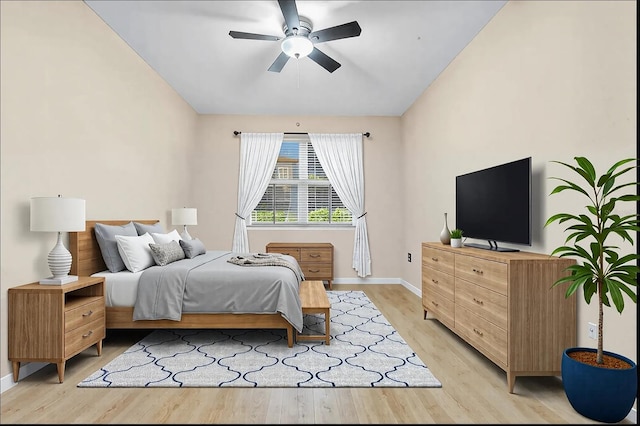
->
<box><xmin>588</xmin><ymin>322</ymin><xmax>597</xmax><ymax>339</ymax></box>
<box><xmin>408</xmin><ymin>253</ymin><xmax>412</xmax><ymax>262</ymax></box>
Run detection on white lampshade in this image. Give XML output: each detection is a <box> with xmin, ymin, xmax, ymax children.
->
<box><xmin>30</xmin><ymin>197</ymin><xmax>86</xmax><ymax>232</ymax></box>
<box><xmin>172</xmin><ymin>208</ymin><xmax>198</xmax><ymax>226</ymax></box>
<box><xmin>281</xmin><ymin>35</ymin><xmax>313</xmax><ymax>58</ymax></box>
<box><xmin>30</xmin><ymin>196</ymin><xmax>86</xmax><ymax>285</ymax></box>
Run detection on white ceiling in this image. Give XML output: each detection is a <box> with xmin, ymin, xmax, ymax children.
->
<box><xmin>84</xmin><ymin>0</ymin><xmax>506</xmax><ymax>117</ymax></box>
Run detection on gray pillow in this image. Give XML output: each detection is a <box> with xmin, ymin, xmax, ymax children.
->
<box><xmin>134</xmin><ymin>221</ymin><xmax>164</xmax><ymax>236</ymax></box>
<box><xmin>179</xmin><ymin>238</ymin><xmax>206</xmax><ymax>259</ymax></box>
<box><xmin>94</xmin><ymin>222</ymin><xmax>137</xmax><ymax>272</ymax></box>
<box><xmin>149</xmin><ymin>240</ymin><xmax>185</xmax><ymax>266</ymax></box>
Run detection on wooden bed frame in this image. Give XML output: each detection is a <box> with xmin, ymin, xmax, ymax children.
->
<box><xmin>69</xmin><ymin>220</ymin><xmax>295</xmax><ymax>347</ymax></box>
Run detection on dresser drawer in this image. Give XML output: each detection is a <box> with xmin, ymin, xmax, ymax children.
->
<box><xmin>422</xmin><ymin>246</ymin><xmax>454</xmax><ymax>275</ymax></box>
<box><xmin>267</xmin><ymin>247</ymin><xmax>301</xmax><ymax>261</ymax></box>
<box><xmin>423</xmin><ymin>267</ymin><xmax>454</xmax><ymax>300</ymax></box>
<box><xmin>423</xmin><ymin>289</ymin><xmax>455</xmax><ymax>329</ymax></box>
<box><xmin>65</xmin><ymin>298</ymin><xmax>105</xmax><ymax>332</ymax></box>
<box><xmin>300</xmin><ymin>248</ymin><xmax>332</xmax><ymax>263</ymax></box>
<box><xmin>455</xmin><ymin>306</ymin><xmax>507</xmax><ymax>366</ymax></box>
<box><xmin>64</xmin><ymin>318</ymin><xmax>105</xmax><ymax>358</ymax></box>
<box><xmin>455</xmin><ymin>255</ymin><xmax>508</xmax><ymax>295</ymax></box>
<box><xmin>455</xmin><ymin>279</ymin><xmax>507</xmax><ymax>330</ymax></box>
<box><xmin>300</xmin><ymin>264</ymin><xmax>332</xmax><ymax>279</ymax></box>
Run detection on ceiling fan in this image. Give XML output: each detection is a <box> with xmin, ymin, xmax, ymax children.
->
<box><xmin>229</xmin><ymin>0</ymin><xmax>362</xmax><ymax>73</ymax></box>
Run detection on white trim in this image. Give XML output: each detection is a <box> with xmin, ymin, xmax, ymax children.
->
<box><xmin>1</xmin><ymin>362</ymin><xmax>47</xmax><ymax>394</ymax></box>
<box><xmin>333</xmin><ymin>277</ymin><xmax>403</xmax><ymax>285</ymax></box>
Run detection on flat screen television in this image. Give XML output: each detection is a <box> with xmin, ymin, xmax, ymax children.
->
<box><xmin>455</xmin><ymin>157</ymin><xmax>532</xmax><ymax>252</ymax></box>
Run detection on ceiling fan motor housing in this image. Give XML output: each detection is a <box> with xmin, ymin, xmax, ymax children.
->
<box><xmin>283</xmin><ymin>18</ymin><xmax>312</xmax><ymax>37</ymax></box>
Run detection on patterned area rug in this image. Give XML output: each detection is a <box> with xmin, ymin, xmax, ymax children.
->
<box><xmin>78</xmin><ymin>291</ymin><xmax>442</xmax><ymax>388</ymax></box>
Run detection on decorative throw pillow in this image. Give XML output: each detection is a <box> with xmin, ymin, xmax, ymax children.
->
<box><xmin>94</xmin><ymin>221</ymin><xmax>138</xmax><ymax>273</ymax></box>
<box><xmin>134</xmin><ymin>221</ymin><xmax>164</xmax><ymax>236</ymax></box>
<box><xmin>115</xmin><ymin>232</ymin><xmax>156</xmax><ymax>273</ymax></box>
<box><xmin>179</xmin><ymin>238</ymin><xmax>206</xmax><ymax>259</ymax></box>
<box><xmin>149</xmin><ymin>240</ymin><xmax>186</xmax><ymax>266</ymax></box>
<box><xmin>151</xmin><ymin>229</ymin><xmax>182</xmax><ymax>245</ymax></box>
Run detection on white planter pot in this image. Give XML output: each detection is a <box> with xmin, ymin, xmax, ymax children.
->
<box><xmin>451</xmin><ymin>238</ymin><xmax>462</xmax><ymax>248</ymax></box>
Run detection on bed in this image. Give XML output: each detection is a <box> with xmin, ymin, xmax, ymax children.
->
<box><xmin>69</xmin><ymin>220</ymin><xmax>302</xmax><ymax>347</ymax></box>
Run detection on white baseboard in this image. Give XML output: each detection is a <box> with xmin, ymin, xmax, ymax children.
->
<box><xmin>1</xmin><ymin>362</ymin><xmax>47</xmax><ymax>394</ymax></box>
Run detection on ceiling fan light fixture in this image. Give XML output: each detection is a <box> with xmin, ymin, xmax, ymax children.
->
<box><xmin>281</xmin><ymin>35</ymin><xmax>313</xmax><ymax>58</ymax></box>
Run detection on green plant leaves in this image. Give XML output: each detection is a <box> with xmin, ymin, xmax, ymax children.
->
<box><xmin>546</xmin><ymin>156</ymin><xmax>638</xmax><ymax>355</ymax></box>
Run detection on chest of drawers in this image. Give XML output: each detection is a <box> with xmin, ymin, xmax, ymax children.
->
<box><xmin>266</xmin><ymin>242</ymin><xmax>334</xmax><ymax>289</ymax></box>
<box><xmin>422</xmin><ymin>242</ymin><xmax>576</xmax><ymax>393</ymax></box>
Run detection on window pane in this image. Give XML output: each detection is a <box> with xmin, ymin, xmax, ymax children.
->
<box><xmin>251</xmin><ymin>137</ymin><xmax>352</xmax><ymax>226</ymax></box>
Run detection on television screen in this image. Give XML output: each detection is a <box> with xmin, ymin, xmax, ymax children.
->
<box><xmin>455</xmin><ymin>157</ymin><xmax>531</xmax><ymax>251</ymax></box>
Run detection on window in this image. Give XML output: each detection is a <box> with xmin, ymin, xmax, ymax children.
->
<box><xmin>251</xmin><ymin>135</ymin><xmax>352</xmax><ymax>226</ymax></box>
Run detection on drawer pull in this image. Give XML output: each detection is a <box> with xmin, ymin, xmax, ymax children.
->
<box><xmin>431</xmin><ymin>279</ymin><xmax>439</xmax><ymax>284</ymax></box>
<box><xmin>309</xmin><ymin>254</ymin><xmax>320</xmax><ymax>258</ymax></box>
<box><xmin>472</xmin><ymin>268</ymin><xmax>484</xmax><ymax>275</ymax></box>
<box><xmin>308</xmin><ymin>269</ymin><xmax>320</xmax><ymax>273</ymax></box>
<box><xmin>431</xmin><ymin>301</ymin><xmax>439</xmax><ymax>307</ymax></box>
<box><xmin>473</xmin><ymin>328</ymin><xmax>484</xmax><ymax>336</ymax></box>
<box><xmin>431</xmin><ymin>257</ymin><xmax>439</xmax><ymax>262</ymax></box>
<box><xmin>82</xmin><ymin>310</ymin><xmax>94</xmax><ymax>317</ymax></box>
<box><xmin>82</xmin><ymin>330</ymin><xmax>94</xmax><ymax>338</ymax></box>
<box><xmin>473</xmin><ymin>298</ymin><xmax>484</xmax><ymax>305</ymax></box>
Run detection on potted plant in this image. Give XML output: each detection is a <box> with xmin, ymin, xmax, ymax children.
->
<box><xmin>545</xmin><ymin>156</ymin><xmax>638</xmax><ymax>423</ymax></box>
<box><xmin>450</xmin><ymin>229</ymin><xmax>463</xmax><ymax>248</ymax></box>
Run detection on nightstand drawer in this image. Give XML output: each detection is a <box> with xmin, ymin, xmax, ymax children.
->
<box><xmin>300</xmin><ymin>248</ymin><xmax>332</xmax><ymax>263</ymax></box>
<box><xmin>65</xmin><ymin>297</ymin><xmax>105</xmax><ymax>332</ymax></box>
<box><xmin>65</xmin><ymin>318</ymin><xmax>105</xmax><ymax>358</ymax></box>
<box><xmin>301</xmin><ymin>264</ymin><xmax>332</xmax><ymax>279</ymax></box>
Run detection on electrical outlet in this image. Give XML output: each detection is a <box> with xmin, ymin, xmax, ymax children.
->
<box><xmin>588</xmin><ymin>322</ymin><xmax>597</xmax><ymax>339</ymax></box>
<box><xmin>407</xmin><ymin>253</ymin><xmax>412</xmax><ymax>262</ymax></box>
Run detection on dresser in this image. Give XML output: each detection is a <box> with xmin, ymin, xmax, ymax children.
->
<box><xmin>422</xmin><ymin>242</ymin><xmax>576</xmax><ymax>393</ymax></box>
<box><xmin>266</xmin><ymin>242</ymin><xmax>334</xmax><ymax>289</ymax></box>
<box><xmin>8</xmin><ymin>276</ymin><xmax>106</xmax><ymax>383</ymax></box>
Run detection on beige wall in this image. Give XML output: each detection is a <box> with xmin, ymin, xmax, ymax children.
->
<box><xmin>1</xmin><ymin>0</ymin><xmax>636</xmax><ymax>391</ymax></box>
<box><xmin>0</xmin><ymin>1</ymin><xmax>198</xmax><ymax>379</ymax></box>
<box><xmin>401</xmin><ymin>0</ymin><xmax>636</xmax><ymax>363</ymax></box>
<box><xmin>190</xmin><ymin>115</ymin><xmax>403</xmax><ymax>280</ymax></box>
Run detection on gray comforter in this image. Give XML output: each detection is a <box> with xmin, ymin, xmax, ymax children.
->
<box><xmin>132</xmin><ymin>250</ymin><xmax>304</xmax><ymax>332</ymax></box>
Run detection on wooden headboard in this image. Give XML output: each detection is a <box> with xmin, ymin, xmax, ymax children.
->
<box><xmin>69</xmin><ymin>220</ymin><xmax>159</xmax><ymax>277</ymax></box>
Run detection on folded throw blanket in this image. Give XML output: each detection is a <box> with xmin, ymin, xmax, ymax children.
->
<box><xmin>227</xmin><ymin>253</ymin><xmax>305</xmax><ymax>283</ymax></box>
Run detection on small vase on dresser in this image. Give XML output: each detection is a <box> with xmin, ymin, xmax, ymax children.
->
<box><xmin>440</xmin><ymin>213</ymin><xmax>451</xmax><ymax>245</ymax></box>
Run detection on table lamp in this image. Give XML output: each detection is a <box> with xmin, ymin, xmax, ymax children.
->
<box><xmin>172</xmin><ymin>207</ymin><xmax>197</xmax><ymax>240</ymax></box>
<box><xmin>30</xmin><ymin>196</ymin><xmax>86</xmax><ymax>285</ymax></box>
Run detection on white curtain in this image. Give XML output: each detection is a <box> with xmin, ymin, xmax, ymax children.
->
<box><xmin>232</xmin><ymin>132</ymin><xmax>284</xmax><ymax>253</ymax></box>
<box><xmin>309</xmin><ymin>133</ymin><xmax>371</xmax><ymax>277</ymax></box>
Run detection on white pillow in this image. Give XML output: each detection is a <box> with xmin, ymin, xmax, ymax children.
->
<box><xmin>115</xmin><ymin>232</ymin><xmax>156</xmax><ymax>273</ymax></box>
<box><xmin>151</xmin><ymin>229</ymin><xmax>182</xmax><ymax>245</ymax></box>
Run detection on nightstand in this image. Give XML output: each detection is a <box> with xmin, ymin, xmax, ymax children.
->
<box><xmin>266</xmin><ymin>242</ymin><xmax>334</xmax><ymax>289</ymax></box>
<box><xmin>8</xmin><ymin>276</ymin><xmax>106</xmax><ymax>383</ymax></box>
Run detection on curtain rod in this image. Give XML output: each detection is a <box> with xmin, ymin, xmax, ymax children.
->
<box><xmin>233</xmin><ymin>131</ymin><xmax>371</xmax><ymax>138</ymax></box>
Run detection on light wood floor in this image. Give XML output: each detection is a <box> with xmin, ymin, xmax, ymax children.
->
<box><xmin>1</xmin><ymin>284</ymin><xmax>633</xmax><ymax>424</ymax></box>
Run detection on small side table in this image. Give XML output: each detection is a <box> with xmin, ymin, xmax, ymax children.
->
<box><xmin>8</xmin><ymin>276</ymin><xmax>106</xmax><ymax>383</ymax></box>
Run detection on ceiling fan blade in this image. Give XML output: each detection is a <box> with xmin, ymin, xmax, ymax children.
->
<box><xmin>229</xmin><ymin>31</ymin><xmax>281</xmax><ymax>41</ymax></box>
<box><xmin>278</xmin><ymin>0</ymin><xmax>300</xmax><ymax>34</ymax></box>
<box><xmin>268</xmin><ymin>52</ymin><xmax>290</xmax><ymax>73</ymax></box>
<box><xmin>309</xmin><ymin>21</ymin><xmax>362</xmax><ymax>43</ymax></box>
<box><xmin>308</xmin><ymin>47</ymin><xmax>341</xmax><ymax>73</ymax></box>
